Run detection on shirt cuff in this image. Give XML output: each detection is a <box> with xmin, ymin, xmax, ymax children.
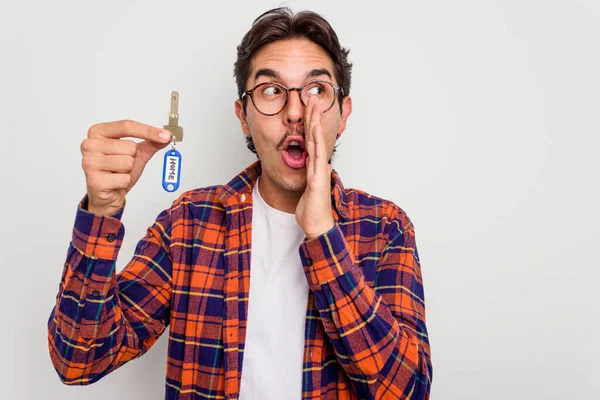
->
<box><xmin>299</xmin><ymin>223</ymin><xmax>356</xmax><ymax>288</ymax></box>
<box><xmin>71</xmin><ymin>195</ymin><xmax>125</xmax><ymax>260</ymax></box>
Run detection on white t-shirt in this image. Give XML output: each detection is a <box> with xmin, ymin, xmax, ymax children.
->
<box><xmin>239</xmin><ymin>177</ymin><xmax>309</xmax><ymax>400</ymax></box>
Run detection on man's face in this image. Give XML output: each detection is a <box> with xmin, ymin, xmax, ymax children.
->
<box><xmin>235</xmin><ymin>38</ymin><xmax>352</xmax><ymax>194</ymax></box>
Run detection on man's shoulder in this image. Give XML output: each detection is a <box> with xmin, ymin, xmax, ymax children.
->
<box><xmin>169</xmin><ymin>185</ymin><xmax>227</xmax><ymax>214</ymax></box>
<box><xmin>164</xmin><ymin>183</ymin><xmax>415</xmax><ymax>231</ymax></box>
<box><xmin>344</xmin><ymin>187</ymin><xmax>414</xmax><ymax>231</ymax></box>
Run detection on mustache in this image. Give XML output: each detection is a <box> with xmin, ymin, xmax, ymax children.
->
<box><xmin>277</xmin><ymin>126</ymin><xmax>305</xmax><ymax>149</ymax></box>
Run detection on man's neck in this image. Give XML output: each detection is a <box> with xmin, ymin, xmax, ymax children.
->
<box><xmin>257</xmin><ymin>175</ymin><xmax>303</xmax><ymax>214</ymax></box>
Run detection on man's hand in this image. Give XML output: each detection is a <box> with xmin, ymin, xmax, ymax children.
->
<box><xmin>295</xmin><ymin>97</ymin><xmax>336</xmax><ymax>240</ymax></box>
<box><xmin>81</xmin><ymin>120</ymin><xmax>172</xmax><ymax>217</ymax></box>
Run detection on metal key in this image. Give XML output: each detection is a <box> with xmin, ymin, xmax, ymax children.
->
<box><xmin>164</xmin><ymin>91</ymin><xmax>183</xmax><ymax>142</ymax></box>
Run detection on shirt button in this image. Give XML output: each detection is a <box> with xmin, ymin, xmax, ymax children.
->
<box><xmin>325</xmin><ymin>312</ymin><xmax>332</xmax><ymax>323</ymax></box>
<box><xmin>92</xmin><ymin>290</ymin><xmax>99</xmax><ymax>297</ymax></box>
<box><xmin>305</xmin><ymin>258</ymin><xmax>313</xmax><ymax>266</ymax></box>
<box><xmin>241</xmin><ymin>194</ymin><xmax>246</xmax><ymax>202</ymax></box>
<box><xmin>106</xmin><ymin>233</ymin><xmax>116</xmax><ymax>242</ymax></box>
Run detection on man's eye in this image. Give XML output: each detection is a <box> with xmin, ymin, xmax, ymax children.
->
<box><xmin>306</xmin><ymin>85</ymin><xmax>324</xmax><ymax>96</ymax></box>
<box><xmin>262</xmin><ymin>86</ymin><xmax>282</xmax><ymax>96</ymax></box>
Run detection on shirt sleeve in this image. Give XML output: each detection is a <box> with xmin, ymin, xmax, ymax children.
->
<box><xmin>47</xmin><ymin>195</ymin><xmax>173</xmax><ymax>385</ymax></box>
<box><xmin>299</xmin><ymin>208</ymin><xmax>432</xmax><ymax>399</ymax></box>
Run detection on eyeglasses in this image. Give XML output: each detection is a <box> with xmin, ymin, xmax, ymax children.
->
<box><xmin>241</xmin><ymin>80</ymin><xmax>344</xmax><ymax>116</ymax></box>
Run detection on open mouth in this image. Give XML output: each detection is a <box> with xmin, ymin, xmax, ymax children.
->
<box><xmin>284</xmin><ymin>139</ymin><xmax>305</xmax><ymax>159</ymax></box>
<box><xmin>282</xmin><ymin>137</ymin><xmax>307</xmax><ymax>168</ymax></box>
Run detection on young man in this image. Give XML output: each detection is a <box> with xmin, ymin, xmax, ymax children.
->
<box><xmin>48</xmin><ymin>7</ymin><xmax>432</xmax><ymax>399</ymax></box>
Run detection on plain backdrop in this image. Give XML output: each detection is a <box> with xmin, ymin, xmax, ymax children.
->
<box><xmin>0</xmin><ymin>0</ymin><xmax>598</xmax><ymax>399</ymax></box>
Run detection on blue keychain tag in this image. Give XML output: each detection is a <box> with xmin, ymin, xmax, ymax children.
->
<box><xmin>162</xmin><ymin>148</ymin><xmax>182</xmax><ymax>192</ymax></box>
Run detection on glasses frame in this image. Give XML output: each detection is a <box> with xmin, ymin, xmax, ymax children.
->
<box><xmin>241</xmin><ymin>80</ymin><xmax>344</xmax><ymax>116</ymax></box>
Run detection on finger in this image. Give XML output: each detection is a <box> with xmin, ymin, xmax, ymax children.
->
<box><xmin>83</xmin><ymin>155</ymin><xmax>135</xmax><ymax>173</ymax></box>
<box><xmin>305</xmin><ymin>137</ymin><xmax>315</xmax><ymax>179</ymax></box>
<box><xmin>313</xmin><ymin>128</ymin><xmax>328</xmax><ymax>176</ymax></box>
<box><xmin>81</xmin><ymin>138</ymin><xmax>137</xmax><ymax>156</ymax></box>
<box><xmin>304</xmin><ymin>95</ymin><xmax>316</xmax><ymax>142</ymax></box>
<box><xmin>88</xmin><ymin>120</ymin><xmax>171</xmax><ymax>144</ymax></box>
<box><xmin>305</xmin><ymin>97</ymin><xmax>319</xmax><ymax>174</ymax></box>
<box><xmin>136</xmin><ymin>138</ymin><xmax>170</xmax><ymax>163</ymax></box>
<box><xmin>310</xmin><ymin>101</ymin><xmax>323</xmax><ymax>138</ymax></box>
<box><xmin>311</xmin><ymin>104</ymin><xmax>326</xmax><ymax>176</ymax></box>
<box><xmin>86</xmin><ymin>172</ymin><xmax>132</xmax><ymax>191</ymax></box>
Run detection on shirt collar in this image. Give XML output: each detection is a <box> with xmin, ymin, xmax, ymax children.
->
<box><xmin>217</xmin><ymin>160</ymin><xmax>350</xmax><ymax>221</ymax></box>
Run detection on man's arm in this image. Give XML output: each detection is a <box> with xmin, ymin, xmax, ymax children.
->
<box><xmin>47</xmin><ymin>196</ymin><xmax>173</xmax><ymax>385</ymax></box>
<box><xmin>299</xmin><ymin>207</ymin><xmax>432</xmax><ymax>399</ymax></box>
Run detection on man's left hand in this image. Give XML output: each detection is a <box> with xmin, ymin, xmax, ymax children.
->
<box><xmin>295</xmin><ymin>96</ymin><xmax>335</xmax><ymax>240</ymax></box>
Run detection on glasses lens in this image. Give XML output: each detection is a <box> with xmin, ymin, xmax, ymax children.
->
<box><xmin>252</xmin><ymin>83</ymin><xmax>287</xmax><ymax>115</ymax></box>
<box><xmin>301</xmin><ymin>81</ymin><xmax>335</xmax><ymax>111</ymax></box>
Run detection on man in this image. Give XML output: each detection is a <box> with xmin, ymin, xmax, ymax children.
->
<box><xmin>48</xmin><ymin>7</ymin><xmax>432</xmax><ymax>399</ymax></box>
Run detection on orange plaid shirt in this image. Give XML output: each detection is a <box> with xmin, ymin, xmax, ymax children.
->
<box><xmin>48</xmin><ymin>160</ymin><xmax>432</xmax><ymax>399</ymax></box>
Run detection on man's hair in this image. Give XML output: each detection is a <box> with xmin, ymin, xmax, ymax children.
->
<box><xmin>234</xmin><ymin>7</ymin><xmax>352</xmax><ymax>156</ymax></box>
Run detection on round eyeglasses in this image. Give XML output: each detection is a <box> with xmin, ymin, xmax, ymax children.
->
<box><xmin>241</xmin><ymin>80</ymin><xmax>344</xmax><ymax>116</ymax></box>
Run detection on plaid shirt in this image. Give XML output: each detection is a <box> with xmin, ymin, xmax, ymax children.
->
<box><xmin>48</xmin><ymin>160</ymin><xmax>432</xmax><ymax>399</ymax></box>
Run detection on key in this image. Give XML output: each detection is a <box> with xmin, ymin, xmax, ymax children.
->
<box><xmin>163</xmin><ymin>91</ymin><xmax>183</xmax><ymax>142</ymax></box>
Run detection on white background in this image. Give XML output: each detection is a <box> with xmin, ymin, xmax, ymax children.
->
<box><xmin>0</xmin><ymin>0</ymin><xmax>598</xmax><ymax>399</ymax></box>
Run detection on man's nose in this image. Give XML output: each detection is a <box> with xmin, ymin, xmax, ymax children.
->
<box><xmin>284</xmin><ymin>89</ymin><xmax>304</xmax><ymax>123</ymax></box>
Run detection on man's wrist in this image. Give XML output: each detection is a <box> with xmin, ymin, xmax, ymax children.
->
<box><xmin>305</xmin><ymin>219</ymin><xmax>336</xmax><ymax>241</ymax></box>
<box><xmin>73</xmin><ymin>197</ymin><xmax>125</xmax><ymax>260</ymax></box>
<box><xmin>87</xmin><ymin>204</ymin><xmax>123</xmax><ymax>217</ymax></box>
<box><xmin>83</xmin><ymin>196</ymin><xmax>124</xmax><ymax>218</ymax></box>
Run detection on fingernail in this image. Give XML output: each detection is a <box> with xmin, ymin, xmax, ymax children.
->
<box><xmin>159</xmin><ymin>131</ymin><xmax>171</xmax><ymax>142</ymax></box>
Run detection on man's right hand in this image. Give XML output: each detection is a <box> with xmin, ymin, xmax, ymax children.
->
<box><xmin>81</xmin><ymin>120</ymin><xmax>172</xmax><ymax>217</ymax></box>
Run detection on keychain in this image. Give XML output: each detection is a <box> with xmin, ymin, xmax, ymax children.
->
<box><xmin>162</xmin><ymin>91</ymin><xmax>183</xmax><ymax>192</ymax></box>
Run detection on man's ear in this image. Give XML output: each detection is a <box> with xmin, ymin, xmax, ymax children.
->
<box><xmin>235</xmin><ymin>99</ymin><xmax>251</xmax><ymax>136</ymax></box>
<box><xmin>336</xmin><ymin>96</ymin><xmax>353</xmax><ymax>139</ymax></box>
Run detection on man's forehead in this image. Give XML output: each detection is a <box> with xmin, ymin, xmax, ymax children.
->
<box><xmin>249</xmin><ymin>39</ymin><xmax>334</xmax><ymax>83</ymax></box>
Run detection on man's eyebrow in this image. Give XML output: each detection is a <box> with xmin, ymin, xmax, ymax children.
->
<box><xmin>306</xmin><ymin>68</ymin><xmax>332</xmax><ymax>80</ymax></box>
<box><xmin>253</xmin><ymin>68</ymin><xmax>333</xmax><ymax>82</ymax></box>
<box><xmin>254</xmin><ymin>68</ymin><xmax>280</xmax><ymax>81</ymax></box>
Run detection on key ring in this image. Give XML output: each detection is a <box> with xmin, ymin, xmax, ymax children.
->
<box><xmin>162</xmin><ymin>90</ymin><xmax>183</xmax><ymax>192</ymax></box>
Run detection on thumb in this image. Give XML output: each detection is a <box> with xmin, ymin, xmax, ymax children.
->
<box><xmin>136</xmin><ymin>136</ymin><xmax>171</xmax><ymax>164</ymax></box>
<box><xmin>126</xmin><ymin>137</ymin><xmax>170</xmax><ymax>192</ymax></box>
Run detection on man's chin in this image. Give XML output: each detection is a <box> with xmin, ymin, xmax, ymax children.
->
<box><xmin>277</xmin><ymin>173</ymin><xmax>307</xmax><ymax>193</ymax></box>
<box><xmin>282</xmin><ymin>179</ymin><xmax>307</xmax><ymax>193</ymax></box>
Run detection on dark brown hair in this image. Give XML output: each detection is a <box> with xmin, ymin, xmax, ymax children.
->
<box><xmin>234</xmin><ymin>7</ymin><xmax>352</xmax><ymax>156</ymax></box>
